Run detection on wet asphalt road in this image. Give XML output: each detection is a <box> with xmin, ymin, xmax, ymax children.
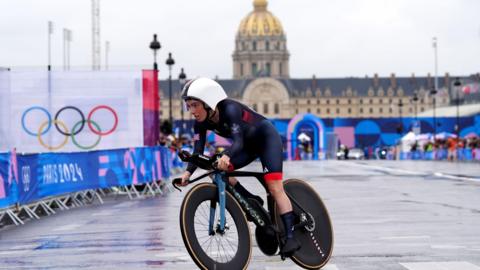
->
<box><xmin>0</xmin><ymin>160</ymin><xmax>479</xmax><ymax>270</ymax></box>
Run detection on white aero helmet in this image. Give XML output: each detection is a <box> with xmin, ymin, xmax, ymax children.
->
<box><xmin>181</xmin><ymin>77</ymin><xmax>227</xmax><ymax>110</ymax></box>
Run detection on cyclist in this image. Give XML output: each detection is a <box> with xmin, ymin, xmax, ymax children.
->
<box><xmin>179</xmin><ymin>77</ymin><xmax>300</xmax><ymax>256</ymax></box>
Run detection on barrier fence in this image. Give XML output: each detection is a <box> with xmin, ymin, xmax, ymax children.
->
<box><xmin>0</xmin><ymin>145</ymin><xmax>173</xmax><ymax>226</ymax></box>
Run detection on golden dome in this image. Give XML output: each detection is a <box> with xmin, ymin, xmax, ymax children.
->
<box><xmin>238</xmin><ymin>0</ymin><xmax>284</xmax><ymax>37</ymax></box>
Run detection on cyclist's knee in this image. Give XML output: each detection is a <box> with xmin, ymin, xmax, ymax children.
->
<box><xmin>266</xmin><ymin>180</ymin><xmax>284</xmax><ymax>196</ymax></box>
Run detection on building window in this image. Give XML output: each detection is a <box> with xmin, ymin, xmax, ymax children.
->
<box><xmin>420</xmin><ymin>107</ymin><xmax>424</xmax><ymax>112</ymax></box>
<box><xmin>348</xmin><ymin>108</ymin><xmax>351</xmax><ymax>114</ymax></box>
<box><xmin>252</xmin><ymin>63</ymin><xmax>258</xmax><ymax>76</ymax></box>
<box><xmin>409</xmin><ymin>107</ymin><xmax>413</xmax><ymax>113</ymax></box>
<box><xmin>240</xmin><ymin>63</ymin><xmax>244</xmax><ymax>76</ymax></box>
<box><xmin>295</xmin><ymin>99</ymin><xmax>298</xmax><ymax>105</ymax></box>
<box><xmin>336</xmin><ymin>99</ymin><xmax>340</xmax><ymax>104</ymax></box>
<box><xmin>253</xmin><ymin>103</ymin><xmax>257</xmax><ymax>111</ymax></box>
<box><xmin>263</xmin><ymin>103</ymin><xmax>268</xmax><ymax>114</ymax></box>
<box><xmin>379</xmin><ymin>99</ymin><xmax>383</xmax><ymax>104</ymax></box>
<box><xmin>307</xmin><ymin>100</ymin><xmax>310</xmax><ymax>105</ymax></box>
<box><xmin>348</xmin><ymin>99</ymin><xmax>351</xmax><ymax>104</ymax></box>
<box><xmin>369</xmin><ymin>108</ymin><xmax>373</xmax><ymax>113</ymax></box>
<box><xmin>389</xmin><ymin>98</ymin><xmax>393</xmax><ymax>104</ymax></box>
<box><xmin>317</xmin><ymin>99</ymin><xmax>320</xmax><ymax>105</ymax></box>
<box><xmin>389</xmin><ymin>108</ymin><xmax>393</xmax><ymax>113</ymax></box>
<box><xmin>360</xmin><ymin>108</ymin><xmax>363</xmax><ymax>113</ymax></box>
<box><xmin>317</xmin><ymin>108</ymin><xmax>321</xmax><ymax>114</ymax></box>
<box><xmin>360</xmin><ymin>99</ymin><xmax>363</xmax><ymax>104</ymax></box>
<box><xmin>420</xmin><ymin>98</ymin><xmax>424</xmax><ymax>104</ymax></box>
<box><xmin>369</xmin><ymin>99</ymin><xmax>373</xmax><ymax>104</ymax></box>
<box><xmin>379</xmin><ymin>108</ymin><xmax>383</xmax><ymax>113</ymax></box>
<box><xmin>253</xmin><ymin>41</ymin><xmax>257</xmax><ymax>51</ymax></box>
<box><xmin>266</xmin><ymin>41</ymin><xmax>270</xmax><ymax>51</ymax></box>
<box><xmin>274</xmin><ymin>103</ymin><xmax>279</xmax><ymax>114</ymax></box>
<box><xmin>326</xmin><ymin>99</ymin><xmax>330</xmax><ymax>105</ymax></box>
<box><xmin>326</xmin><ymin>108</ymin><xmax>330</xmax><ymax>114</ymax></box>
<box><xmin>336</xmin><ymin>108</ymin><xmax>340</xmax><ymax>114</ymax></box>
<box><xmin>279</xmin><ymin>63</ymin><xmax>283</xmax><ymax>76</ymax></box>
<box><xmin>266</xmin><ymin>62</ymin><xmax>271</xmax><ymax>76</ymax></box>
<box><xmin>295</xmin><ymin>109</ymin><xmax>298</xmax><ymax>114</ymax></box>
<box><xmin>307</xmin><ymin>108</ymin><xmax>311</xmax><ymax>113</ymax></box>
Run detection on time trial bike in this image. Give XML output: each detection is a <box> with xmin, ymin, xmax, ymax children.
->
<box><xmin>172</xmin><ymin>151</ymin><xmax>333</xmax><ymax>269</ymax></box>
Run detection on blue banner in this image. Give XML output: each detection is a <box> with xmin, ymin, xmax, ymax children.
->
<box><xmin>1</xmin><ymin>146</ymin><xmax>173</xmax><ymax>207</ymax></box>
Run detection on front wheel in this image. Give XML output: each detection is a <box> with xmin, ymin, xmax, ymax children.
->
<box><xmin>275</xmin><ymin>179</ymin><xmax>334</xmax><ymax>269</ymax></box>
<box><xmin>179</xmin><ymin>183</ymin><xmax>252</xmax><ymax>270</ymax></box>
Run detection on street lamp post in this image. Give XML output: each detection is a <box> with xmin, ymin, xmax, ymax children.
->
<box><xmin>178</xmin><ymin>68</ymin><xmax>187</xmax><ymax>136</ymax></box>
<box><xmin>411</xmin><ymin>91</ymin><xmax>419</xmax><ymax>134</ymax></box>
<box><xmin>398</xmin><ymin>99</ymin><xmax>404</xmax><ymax>135</ymax></box>
<box><xmin>430</xmin><ymin>86</ymin><xmax>438</xmax><ymax>140</ymax></box>
<box><xmin>453</xmin><ymin>77</ymin><xmax>463</xmax><ymax>139</ymax></box>
<box><xmin>412</xmin><ymin>91</ymin><xmax>419</xmax><ymax>121</ymax></box>
<box><xmin>166</xmin><ymin>52</ymin><xmax>175</xmax><ymax>126</ymax></box>
<box><xmin>431</xmin><ymin>37</ymin><xmax>439</xmax><ymax>141</ymax></box>
<box><xmin>149</xmin><ymin>34</ymin><xmax>161</xmax><ymax>70</ymax></box>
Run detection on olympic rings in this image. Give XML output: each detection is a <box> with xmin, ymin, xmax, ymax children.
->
<box><xmin>71</xmin><ymin>120</ymin><xmax>102</xmax><ymax>150</ymax></box>
<box><xmin>37</xmin><ymin>120</ymin><xmax>70</xmax><ymax>150</ymax></box>
<box><xmin>54</xmin><ymin>106</ymin><xmax>85</xmax><ymax>136</ymax></box>
<box><xmin>22</xmin><ymin>106</ymin><xmax>52</xmax><ymax>136</ymax></box>
<box><xmin>22</xmin><ymin>105</ymin><xmax>118</xmax><ymax>150</ymax></box>
<box><xmin>87</xmin><ymin>105</ymin><xmax>118</xmax><ymax>135</ymax></box>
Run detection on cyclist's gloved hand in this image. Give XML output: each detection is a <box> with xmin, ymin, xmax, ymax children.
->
<box><xmin>180</xmin><ymin>171</ymin><xmax>191</xmax><ymax>186</ymax></box>
<box><xmin>216</xmin><ymin>154</ymin><xmax>232</xmax><ymax>171</ymax></box>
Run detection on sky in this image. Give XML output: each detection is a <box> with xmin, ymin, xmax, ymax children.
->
<box><xmin>0</xmin><ymin>0</ymin><xmax>479</xmax><ymax>80</ymax></box>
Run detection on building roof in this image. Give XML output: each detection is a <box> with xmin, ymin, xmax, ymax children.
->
<box><xmin>160</xmin><ymin>75</ymin><xmax>478</xmax><ymax>101</ymax></box>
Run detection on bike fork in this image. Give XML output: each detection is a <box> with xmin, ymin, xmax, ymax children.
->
<box><xmin>209</xmin><ymin>173</ymin><xmax>227</xmax><ymax>234</ymax></box>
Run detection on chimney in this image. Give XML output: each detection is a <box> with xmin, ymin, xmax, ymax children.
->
<box><xmin>444</xmin><ymin>72</ymin><xmax>450</xmax><ymax>88</ymax></box>
<box><xmin>427</xmin><ymin>73</ymin><xmax>432</xmax><ymax>89</ymax></box>
<box><xmin>312</xmin><ymin>74</ymin><xmax>317</xmax><ymax>90</ymax></box>
<box><xmin>390</xmin><ymin>73</ymin><xmax>397</xmax><ymax>89</ymax></box>
<box><xmin>373</xmin><ymin>73</ymin><xmax>379</xmax><ymax>88</ymax></box>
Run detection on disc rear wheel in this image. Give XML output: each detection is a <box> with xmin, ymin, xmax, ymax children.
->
<box><xmin>275</xmin><ymin>179</ymin><xmax>334</xmax><ymax>269</ymax></box>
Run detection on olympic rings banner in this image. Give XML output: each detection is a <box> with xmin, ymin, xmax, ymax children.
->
<box><xmin>1</xmin><ymin>70</ymin><xmax>144</xmax><ymax>153</ymax></box>
<box><xmin>0</xmin><ymin>146</ymin><xmax>171</xmax><ymax>208</ymax></box>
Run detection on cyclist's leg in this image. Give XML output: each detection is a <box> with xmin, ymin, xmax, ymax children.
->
<box><xmin>257</xmin><ymin>123</ymin><xmax>300</xmax><ymax>255</ymax></box>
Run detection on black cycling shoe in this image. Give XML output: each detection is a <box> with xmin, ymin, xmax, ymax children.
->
<box><xmin>281</xmin><ymin>237</ymin><xmax>301</xmax><ymax>257</ymax></box>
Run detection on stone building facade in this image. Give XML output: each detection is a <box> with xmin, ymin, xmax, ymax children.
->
<box><xmin>159</xmin><ymin>0</ymin><xmax>475</xmax><ymax>122</ymax></box>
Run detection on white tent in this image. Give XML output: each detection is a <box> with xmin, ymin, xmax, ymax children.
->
<box><xmin>401</xmin><ymin>131</ymin><xmax>416</xmax><ymax>142</ymax></box>
<box><xmin>297</xmin><ymin>132</ymin><xmax>311</xmax><ymax>142</ymax></box>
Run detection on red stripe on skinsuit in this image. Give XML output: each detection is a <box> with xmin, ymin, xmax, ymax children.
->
<box><xmin>264</xmin><ymin>172</ymin><xmax>283</xmax><ymax>182</ymax></box>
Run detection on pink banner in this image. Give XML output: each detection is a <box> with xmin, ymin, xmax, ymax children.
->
<box><xmin>143</xmin><ymin>70</ymin><xmax>160</xmax><ymax>146</ymax></box>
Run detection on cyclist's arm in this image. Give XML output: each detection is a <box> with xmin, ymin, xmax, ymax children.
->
<box><xmin>186</xmin><ymin>124</ymin><xmax>207</xmax><ymax>174</ymax></box>
<box><xmin>221</xmin><ymin>103</ymin><xmax>244</xmax><ymax>159</ymax></box>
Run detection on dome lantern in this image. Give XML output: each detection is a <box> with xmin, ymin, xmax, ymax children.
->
<box><xmin>253</xmin><ymin>0</ymin><xmax>268</xmax><ymax>11</ymax></box>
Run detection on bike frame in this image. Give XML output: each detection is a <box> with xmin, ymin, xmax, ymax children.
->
<box><xmin>182</xmin><ymin>167</ymin><xmax>311</xmax><ymax>236</ymax></box>
<box><xmin>208</xmin><ymin>171</ymin><xmax>269</xmax><ymax>234</ymax></box>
